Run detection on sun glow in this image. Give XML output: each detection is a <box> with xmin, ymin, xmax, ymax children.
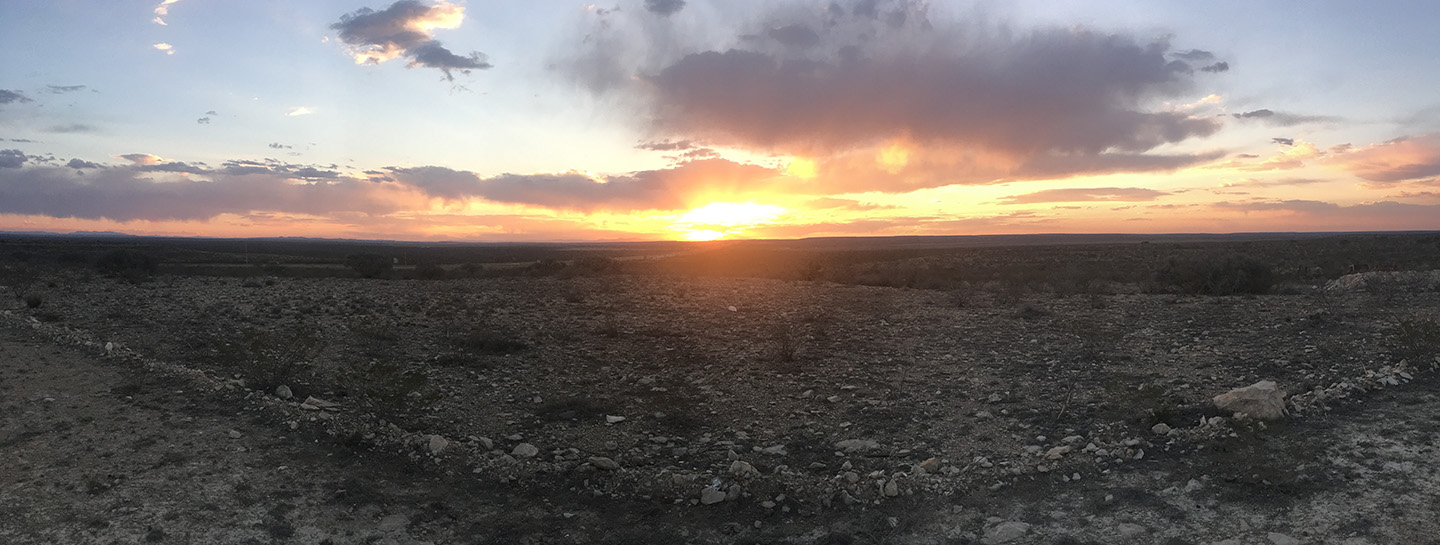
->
<box><xmin>786</xmin><ymin>157</ymin><xmax>818</xmax><ymax>179</ymax></box>
<box><xmin>671</xmin><ymin>202</ymin><xmax>785</xmax><ymax>240</ymax></box>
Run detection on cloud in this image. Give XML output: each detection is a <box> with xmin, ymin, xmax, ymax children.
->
<box><xmin>1323</xmin><ymin>133</ymin><xmax>1440</xmax><ymax>183</ymax></box>
<box><xmin>269</xmin><ymin>142</ymin><xmax>293</xmax><ymax>149</ymax></box>
<box><xmin>206</xmin><ymin>110</ymin><xmax>217</xmax><ymax>116</ymax></box>
<box><xmin>197</xmin><ymin>117</ymin><xmax>210</xmax><ymax>124</ymax></box>
<box><xmin>1231</xmin><ymin>109</ymin><xmax>1334</xmax><ymax>126</ymax></box>
<box><xmin>645</xmin><ymin>0</ymin><xmax>686</xmax><ymax>17</ymax></box>
<box><xmin>286</xmin><ymin>106</ymin><xmax>314</xmax><ymax>117</ymax></box>
<box><xmin>118</xmin><ymin>153</ymin><xmax>165</xmax><ymax>166</ymax></box>
<box><xmin>66</xmin><ymin>158</ymin><xmax>103</xmax><ymax>170</ymax></box>
<box><xmin>0</xmin><ymin>90</ymin><xmax>34</xmax><ymax>106</ymax></box>
<box><xmin>1200</xmin><ymin>61</ymin><xmax>1229</xmax><ymax>73</ymax></box>
<box><xmin>998</xmin><ymin>187</ymin><xmax>1170</xmax><ymax>205</ymax></box>
<box><xmin>1272</xmin><ymin>137</ymin><xmax>1294</xmax><ymax>146</ymax></box>
<box><xmin>332</xmin><ymin>0</ymin><xmax>491</xmax><ymax>80</ymax></box>
<box><xmin>806</xmin><ymin>197</ymin><xmax>894</xmax><ymax>211</ymax></box>
<box><xmin>153</xmin><ymin>0</ymin><xmax>183</xmax><ymax>25</ymax></box>
<box><xmin>1172</xmin><ymin>49</ymin><xmax>1215</xmax><ymax>61</ymax></box>
<box><xmin>387</xmin><ymin>158</ymin><xmax>781</xmax><ymax>211</ymax></box>
<box><xmin>154</xmin><ymin>43</ymin><xmax>174</xmax><ymax>55</ymax></box>
<box><xmin>1220</xmin><ymin>177</ymin><xmax>1328</xmax><ymax>188</ymax></box>
<box><xmin>564</xmin><ymin>1</ymin><xmax>1226</xmax><ymax>192</ymax></box>
<box><xmin>46</xmin><ymin>124</ymin><xmax>98</xmax><ymax>134</ymax></box>
<box><xmin>0</xmin><ymin>165</ymin><xmax>417</xmax><ymax>222</ymax></box>
<box><xmin>0</xmin><ymin>149</ymin><xmax>28</xmax><ymax>169</ymax></box>
<box><xmin>1211</xmin><ymin>199</ymin><xmax>1440</xmax><ymax>228</ymax></box>
<box><xmin>636</xmin><ymin>139</ymin><xmax>694</xmax><ymax>151</ymax></box>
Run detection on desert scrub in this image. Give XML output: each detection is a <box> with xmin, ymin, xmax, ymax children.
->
<box><xmin>331</xmin><ymin>359</ymin><xmax>438</xmax><ymax>421</ymax></box>
<box><xmin>455</xmin><ymin>324</ymin><xmax>528</xmax><ymax>354</ymax></box>
<box><xmin>95</xmin><ymin>249</ymin><xmax>159</xmax><ymax>283</ymax></box>
<box><xmin>1391</xmin><ymin>312</ymin><xmax>1440</xmax><ymax>367</ymax></box>
<box><xmin>1155</xmin><ymin>254</ymin><xmax>1274</xmax><ymax>295</ymax></box>
<box><xmin>212</xmin><ymin>327</ymin><xmax>324</xmax><ymax>391</ymax></box>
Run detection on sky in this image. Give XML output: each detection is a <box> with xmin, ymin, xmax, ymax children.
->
<box><xmin>2</xmin><ymin>0</ymin><xmax>1440</xmax><ymax>242</ymax></box>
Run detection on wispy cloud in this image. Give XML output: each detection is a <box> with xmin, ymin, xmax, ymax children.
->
<box><xmin>0</xmin><ymin>89</ymin><xmax>33</xmax><ymax>106</ymax></box>
<box><xmin>332</xmin><ymin>0</ymin><xmax>491</xmax><ymax>80</ymax></box>
<box><xmin>117</xmin><ymin>153</ymin><xmax>165</xmax><ymax>166</ymax></box>
<box><xmin>1323</xmin><ymin>132</ymin><xmax>1440</xmax><ymax>183</ymax></box>
<box><xmin>285</xmin><ymin>106</ymin><xmax>314</xmax><ymax>117</ymax></box>
<box><xmin>153</xmin><ymin>43</ymin><xmax>174</xmax><ymax>55</ymax></box>
<box><xmin>45</xmin><ymin>85</ymin><xmax>86</xmax><ymax>94</ymax></box>
<box><xmin>152</xmin><ymin>0</ymin><xmax>183</xmax><ymax>25</ymax></box>
<box><xmin>999</xmin><ymin>187</ymin><xmax>1170</xmax><ymax>205</ymax></box>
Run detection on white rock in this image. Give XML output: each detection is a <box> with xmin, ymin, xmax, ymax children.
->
<box><xmin>1151</xmin><ymin>423</ymin><xmax>1172</xmax><ymax>435</ymax></box>
<box><xmin>1213</xmin><ymin>380</ymin><xmax>1287</xmax><ymax>420</ymax></box>
<box><xmin>730</xmin><ymin>460</ymin><xmax>760</xmax><ymax>477</ymax></box>
<box><xmin>227</xmin><ymin>429</ymin><xmax>242</xmax><ymax>439</ymax></box>
<box><xmin>983</xmin><ymin>521</ymin><xmax>1031</xmax><ymax>544</ymax></box>
<box><xmin>760</xmin><ymin>444</ymin><xmax>788</xmax><ymax>455</ymax></box>
<box><xmin>426</xmin><ymin>434</ymin><xmax>449</xmax><ymax>455</ymax></box>
<box><xmin>1045</xmin><ymin>446</ymin><xmax>1071</xmax><ymax>460</ymax></box>
<box><xmin>605</xmin><ymin>415</ymin><xmax>626</xmax><ymax>424</ymax></box>
<box><xmin>512</xmin><ymin>443</ymin><xmax>539</xmax><ymax>458</ymax></box>
<box><xmin>589</xmin><ymin>456</ymin><xmax>620</xmax><ymax>470</ymax></box>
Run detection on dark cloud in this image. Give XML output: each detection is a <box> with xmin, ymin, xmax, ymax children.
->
<box><xmin>332</xmin><ymin>0</ymin><xmax>491</xmax><ymax>81</ymax></box>
<box><xmin>0</xmin><ymin>165</ymin><xmax>412</xmax><ymax>222</ymax></box>
<box><xmin>0</xmin><ymin>149</ymin><xmax>28</xmax><ymax>168</ymax></box>
<box><xmin>644</xmin><ymin>0</ymin><xmax>685</xmax><ymax>16</ymax></box>
<box><xmin>388</xmin><ymin>158</ymin><xmax>780</xmax><ymax>211</ymax></box>
<box><xmin>8</xmin><ymin>138</ymin><xmax>37</xmax><ymax>143</ymax></box>
<box><xmin>1232</xmin><ymin>109</ymin><xmax>1333</xmax><ymax>126</ymax></box>
<box><xmin>565</xmin><ymin>1</ymin><xmax>1227</xmax><ymax>192</ymax></box>
<box><xmin>0</xmin><ymin>89</ymin><xmax>32</xmax><ymax>105</ymax></box>
<box><xmin>138</xmin><ymin>161</ymin><xmax>208</xmax><ymax>174</ymax></box>
<box><xmin>46</xmin><ymin>85</ymin><xmax>86</xmax><ymax>94</ymax></box>
<box><xmin>205</xmin><ymin>110</ymin><xmax>218</xmax><ymax>116</ymax></box>
<box><xmin>269</xmin><ymin>142</ymin><xmax>293</xmax><ymax>149</ymax></box>
<box><xmin>1200</xmin><ymin>61</ymin><xmax>1228</xmax><ymax>73</ymax></box>
<box><xmin>47</xmin><ymin>124</ymin><xmax>97</xmax><ymax>134</ymax></box>
<box><xmin>66</xmin><ymin>158</ymin><xmax>103</xmax><ymax>170</ymax></box>
<box><xmin>1272</xmin><ymin>137</ymin><xmax>1294</xmax><ymax>146</ymax></box>
<box><xmin>197</xmin><ymin>117</ymin><xmax>211</xmax><ymax>124</ymax></box>
<box><xmin>998</xmin><ymin>187</ymin><xmax>1170</xmax><ymax>205</ymax></box>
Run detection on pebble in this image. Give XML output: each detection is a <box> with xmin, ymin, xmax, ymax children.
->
<box><xmin>512</xmin><ymin>443</ymin><xmax>539</xmax><ymax>458</ymax></box>
<box><xmin>883</xmin><ymin>479</ymin><xmax>899</xmax><ymax>497</ymax></box>
<box><xmin>605</xmin><ymin>415</ymin><xmax>626</xmax><ymax>424</ymax></box>
<box><xmin>1045</xmin><ymin>446</ymin><xmax>1071</xmax><ymax>460</ymax></box>
<box><xmin>274</xmin><ymin>385</ymin><xmax>293</xmax><ymax>399</ymax></box>
<box><xmin>918</xmin><ymin>457</ymin><xmax>940</xmax><ymax>472</ymax></box>
<box><xmin>589</xmin><ymin>456</ymin><xmax>620</xmax><ymax>470</ymax></box>
<box><xmin>699</xmin><ymin>487</ymin><xmax>726</xmax><ymax>504</ymax></box>
<box><xmin>227</xmin><ymin>430</ymin><xmax>242</xmax><ymax>439</ymax></box>
<box><xmin>426</xmin><ymin>434</ymin><xmax>448</xmax><ymax>455</ymax></box>
<box><xmin>1117</xmin><ymin>523</ymin><xmax>1147</xmax><ymax>538</ymax></box>
<box><xmin>1152</xmin><ymin>423</ymin><xmax>1172</xmax><ymax>435</ymax></box>
<box><xmin>730</xmin><ymin>460</ymin><xmax>760</xmax><ymax>477</ymax></box>
<box><xmin>759</xmin><ymin>444</ymin><xmax>788</xmax><ymax>455</ymax></box>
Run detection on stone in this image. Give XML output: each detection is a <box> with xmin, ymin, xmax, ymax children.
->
<box><xmin>1213</xmin><ymin>380</ymin><xmax>1287</xmax><ymax>420</ymax></box>
<box><xmin>512</xmin><ymin>443</ymin><xmax>539</xmax><ymax>458</ymax></box>
<box><xmin>1267</xmin><ymin>533</ymin><xmax>1301</xmax><ymax>545</ymax></box>
<box><xmin>1045</xmin><ymin>446</ymin><xmax>1071</xmax><ymax>460</ymax></box>
<box><xmin>227</xmin><ymin>429</ymin><xmax>242</xmax><ymax>439</ymax></box>
<box><xmin>699</xmin><ymin>486</ymin><xmax>726</xmax><ymax>504</ymax></box>
<box><xmin>759</xmin><ymin>444</ymin><xmax>788</xmax><ymax>455</ymax></box>
<box><xmin>983</xmin><ymin>521</ymin><xmax>1031</xmax><ymax>544</ymax></box>
<box><xmin>730</xmin><ymin>460</ymin><xmax>760</xmax><ymax>477</ymax></box>
<box><xmin>835</xmin><ymin>439</ymin><xmax>880</xmax><ymax>452</ymax></box>
<box><xmin>605</xmin><ymin>415</ymin><xmax>626</xmax><ymax>424</ymax></box>
<box><xmin>918</xmin><ymin>457</ymin><xmax>941</xmax><ymax>472</ymax></box>
<box><xmin>883</xmin><ymin>479</ymin><xmax>899</xmax><ymax>497</ymax></box>
<box><xmin>426</xmin><ymin>434</ymin><xmax>449</xmax><ymax>455</ymax></box>
<box><xmin>726</xmin><ymin>483</ymin><xmax>742</xmax><ymax>500</ymax></box>
<box><xmin>274</xmin><ymin>385</ymin><xmax>293</xmax><ymax>399</ymax></box>
<box><xmin>1151</xmin><ymin>423</ymin><xmax>1172</xmax><ymax>435</ymax></box>
<box><xmin>589</xmin><ymin>456</ymin><xmax>620</xmax><ymax>470</ymax></box>
<box><xmin>476</xmin><ymin>436</ymin><xmax>494</xmax><ymax>450</ymax></box>
<box><xmin>1117</xmin><ymin>523</ymin><xmax>1147</xmax><ymax>538</ymax></box>
<box><xmin>301</xmin><ymin>396</ymin><xmax>339</xmax><ymax>411</ymax></box>
<box><xmin>378</xmin><ymin>513</ymin><xmax>408</xmax><ymax>533</ymax></box>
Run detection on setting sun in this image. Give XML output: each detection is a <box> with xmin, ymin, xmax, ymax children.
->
<box><xmin>671</xmin><ymin>202</ymin><xmax>786</xmax><ymax>240</ymax></box>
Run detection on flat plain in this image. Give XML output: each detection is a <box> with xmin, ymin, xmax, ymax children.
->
<box><xmin>2</xmin><ymin>232</ymin><xmax>1439</xmax><ymax>544</ymax></box>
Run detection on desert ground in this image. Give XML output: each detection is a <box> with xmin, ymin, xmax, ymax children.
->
<box><xmin>2</xmin><ymin>233</ymin><xmax>1439</xmax><ymax>544</ymax></box>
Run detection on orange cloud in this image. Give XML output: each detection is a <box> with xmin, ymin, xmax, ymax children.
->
<box><xmin>1323</xmin><ymin>133</ymin><xmax>1440</xmax><ymax>183</ymax></box>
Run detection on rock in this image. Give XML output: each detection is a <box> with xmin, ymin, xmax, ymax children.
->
<box><xmin>883</xmin><ymin>479</ymin><xmax>899</xmax><ymax>497</ymax></box>
<box><xmin>835</xmin><ymin>439</ymin><xmax>880</xmax><ymax>452</ymax></box>
<box><xmin>1267</xmin><ymin>533</ymin><xmax>1301</xmax><ymax>545</ymax></box>
<box><xmin>605</xmin><ymin>415</ymin><xmax>626</xmax><ymax>424</ymax></box>
<box><xmin>274</xmin><ymin>385</ymin><xmax>293</xmax><ymax>399</ymax></box>
<box><xmin>301</xmin><ymin>396</ymin><xmax>339</xmax><ymax>411</ymax></box>
<box><xmin>227</xmin><ymin>429</ymin><xmax>242</xmax><ymax>439</ymax></box>
<box><xmin>726</xmin><ymin>483</ymin><xmax>742</xmax><ymax>500</ymax></box>
<box><xmin>1151</xmin><ymin>423</ymin><xmax>1172</xmax><ymax>435</ymax></box>
<box><xmin>1185</xmin><ymin>479</ymin><xmax>1204</xmax><ymax>493</ymax></box>
<box><xmin>1045</xmin><ymin>446</ymin><xmax>1071</xmax><ymax>460</ymax></box>
<box><xmin>475</xmin><ymin>436</ymin><xmax>494</xmax><ymax>450</ymax></box>
<box><xmin>983</xmin><ymin>521</ymin><xmax>1031</xmax><ymax>544</ymax></box>
<box><xmin>378</xmin><ymin>513</ymin><xmax>409</xmax><ymax>533</ymax></box>
<box><xmin>700</xmin><ymin>487</ymin><xmax>726</xmax><ymax>504</ymax></box>
<box><xmin>1117</xmin><ymin>523</ymin><xmax>1148</xmax><ymax>539</ymax></box>
<box><xmin>512</xmin><ymin>443</ymin><xmax>539</xmax><ymax>458</ymax></box>
<box><xmin>730</xmin><ymin>460</ymin><xmax>760</xmax><ymax>477</ymax></box>
<box><xmin>918</xmin><ymin>457</ymin><xmax>940</xmax><ymax>472</ymax></box>
<box><xmin>426</xmin><ymin>434</ymin><xmax>449</xmax><ymax>455</ymax></box>
<box><xmin>589</xmin><ymin>456</ymin><xmax>620</xmax><ymax>470</ymax></box>
<box><xmin>759</xmin><ymin>444</ymin><xmax>788</xmax><ymax>455</ymax></box>
<box><xmin>1213</xmin><ymin>380</ymin><xmax>1287</xmax><ymax>420</ymax></box>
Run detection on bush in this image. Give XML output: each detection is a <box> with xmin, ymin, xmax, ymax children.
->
<box><xmin>23</xmin><ymin>293</ymin><xmax>42</xmax><ymax>309</ymax></box>
<box><xmin>345</xmin><ymin>253</ymin><xmax>393</xmax><ymax>279</ymax></box>
<box><xmin>95</xmin><ymin>249</ymin><xmax>158</xmax><ymax>282</ymax></box>
<box><xmin>1156</xmin><ymin>255</ymin><xmax>1273</xmax><ymax>295</ymax></box>
<box><xmin>212</xmin><ymin>328</ymin><xmax>324</xmax><ymax>391</ymax></box>
<box><xmin>414</xmin><ymin>262</ymin><xmax>447</xmax><ymax>280</ymax></box>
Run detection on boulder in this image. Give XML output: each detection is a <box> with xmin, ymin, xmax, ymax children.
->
<box><xmin>1213</xmin><ymin>380</ymin><xmax>1286</xmax><ymax>420</ymax></box>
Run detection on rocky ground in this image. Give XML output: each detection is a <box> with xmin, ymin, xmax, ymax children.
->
<box><xmin>2</xmin><ymin>269</ymin><xmax>1438</xmax><ymax>544</ymax></box>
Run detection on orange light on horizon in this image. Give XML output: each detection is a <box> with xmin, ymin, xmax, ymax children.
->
<box><xmin>670</xmin><ymin>202</ymin><xmax>786</xmax><ymax>240</ymax></box>
<box><xmin>786</xmin><ymin>157</ymin><xmax>819</xmax><ymax>179</ymax></box>
<box><xmin>877</xmin><ymin>141</ymin><xmax>911</xmax><ymax>173</ymax></box>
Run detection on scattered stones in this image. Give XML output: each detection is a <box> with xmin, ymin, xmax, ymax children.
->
<box><xmin>588</xmin><ymin>456</ymin><xmax>620</xmax><ymax>470</ymax></box>
<box><xmin>512</xmin><ymin>443</ymin><xmax>539</xmax><ymax>458</ymax></box>
<box><xmin>1213</xmin><ymin>380</ymin><xmax>1287</xmax><ymax>420</ymax></box>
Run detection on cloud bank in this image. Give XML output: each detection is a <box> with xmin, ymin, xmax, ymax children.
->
<box><xmin>332</xmin><ymin>0</ymin><xmax>491</xmax><ymax>80</ymax></box>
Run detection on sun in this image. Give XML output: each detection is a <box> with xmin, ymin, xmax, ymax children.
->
<box><xmin>671</xmin><ymin>202</ymin><xmax>785</xmax><ymax>241</ymax></box>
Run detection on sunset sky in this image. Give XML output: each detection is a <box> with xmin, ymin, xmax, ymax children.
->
<box><xmin>3</xmin><ymin>1</ymin><xmax>1440</xmax><ymax>241</ymax></box>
